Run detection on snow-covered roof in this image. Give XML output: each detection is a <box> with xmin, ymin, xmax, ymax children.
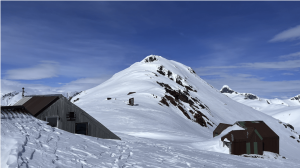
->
<box><xmin>14</xmin><ymin>97</ymin><xmax>32</xmax><ymax>106</ymax></box>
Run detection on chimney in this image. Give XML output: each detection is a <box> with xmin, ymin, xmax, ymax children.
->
<box><xmin>22</xmin><ymin>87</ymin><xmax>25</xmax><ymax>98</ymax></box>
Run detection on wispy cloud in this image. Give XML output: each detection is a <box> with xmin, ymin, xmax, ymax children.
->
<box><xmin>199</xmin><ymin>59</ymin><xmax>300</xmax><ymax>71</ymax></box>
<box><xmin>1</xmin><ymin>79</ymin><xmax>57</xmax><ymax>95</ymax></box>
<box><xmin>58</xmin><ymin>77</ymin><xmax>111</xmax><ymax>92</ymax></box>
<box><xmin>5</xmin><ymin>61</ymin><xmax>59</xmax><ymax>80</ymax></box>
<box><xmin>241</xmin><ymin>60</ymin><xmax>300</xmax><ymax>69</ymax></box>
<box><xmin>282</xmin><ymin>73</ymin><xmax>294</xmax><ymax>76</ymax></box>
<box><xmin>269</xmin><ymin>25</ymin><xmax>300</xmax><ymax>42</ymax></box>
<box><xmin>279</xmin><ymin>51</ymin><xmax>300</xmax><ymax>59</ymax></box>
<box><xmin>1</xmin><ymin>76</ymin><xmax>111</xmax><ymax>96</ymax></box>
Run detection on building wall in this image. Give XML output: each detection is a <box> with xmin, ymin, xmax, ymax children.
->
<box><xmin>231</xmin><ymin>141</ymin><xmax>263</xmax><ymax>155</ymax></box>
<box><xmin>232</xmin><ymin>142</ymin><xmax>246</xmax><ymax>155</ymax></box>
<box><xmin>36</xmin><ymin>97</ymin><xmax>120</xmax><ymax>140</ymax></box>
<box><xmin>264</xmin><ymin>137</ymin><xmax>279</xmax><ymax>154</ymax></box>
<box><xmin>248</xmin><ymin>131</ymin><xmax>263</xmax><ymax>155</ymax></box>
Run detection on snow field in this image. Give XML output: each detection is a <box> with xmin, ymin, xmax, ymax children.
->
<box><xmin>2</xmin><ymin>113</ymin><xmax>300</xmax><ymax>168</ymax></box>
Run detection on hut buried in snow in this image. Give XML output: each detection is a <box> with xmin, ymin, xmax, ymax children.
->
<box><xmin>14</xmin><ymin>94</ymin><xmax>121</xmax><ymax>140</ymax></box>
<box><xmin>214</xmin><ymin>121</ymin><xmax>279</xmax><ymax>155</ymax></box>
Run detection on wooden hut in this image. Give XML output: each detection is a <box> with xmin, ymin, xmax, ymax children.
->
<box><xmin>221</xmin><ymin>127</ymin><xmax>263</xmax><ymax>155</ymax></box>
<box><xmin>14</xmin><ymin>94</ymin><xmax>121</xmax><ymax>140</ymax></box>
<box><xmin>218</xmin><ymin>121</ymin><xmax>279</xmax><ymax>155</ymax></box>
<box><xmin>213</xmin><ymin>123</ymin><xmax>233</xmax><ymax>137</ymax></box>
<box><xmin>235</xmin><ymin>121</ymin><xmax>279</xmax><ymax>154</ymax></box>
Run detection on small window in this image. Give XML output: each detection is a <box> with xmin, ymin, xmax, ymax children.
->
<box><xmin>75</xmin><ymin>122</ymin><xmax>88</xmax><ymax>135</ymax></box>
<box><xmin>66</xmin><ymin>112</ymin><xmax>76</xmax><ymax>121</ymax></box>
<box><xmin>47</xmin><ymin>117</ymin><xmax>58</xmax><ymax>127</ymax></box>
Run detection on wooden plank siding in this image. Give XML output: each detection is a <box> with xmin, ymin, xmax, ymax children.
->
<box><xmin>264</xmin><ymin>137</ymin><xmax>279</xmax><ymax>154</ymax></box>
<box><xmin>35</xmin><ymin>97</ymin><xmax>120</xmax><ymax>140</ymax></box>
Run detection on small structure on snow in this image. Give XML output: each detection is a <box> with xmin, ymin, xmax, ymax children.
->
<box><xmin>129</xmin><ymin>98</ymin><xmax>134</xmax><ymax>106</ymax></box>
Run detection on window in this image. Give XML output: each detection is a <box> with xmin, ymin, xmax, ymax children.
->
<box><xmin>66</xmin><ymin>112</ymin><xmax>76</xmax><ymax>121</ymax></box>
<box><xmin>47</xmin><ymin>117</ymin><xmax>58</xmax><ymax>127</ymax></box>
<box><xmin>75</xmin><ymin>122</ymin><xmax>88</xmax><ymax>135</ymax></box>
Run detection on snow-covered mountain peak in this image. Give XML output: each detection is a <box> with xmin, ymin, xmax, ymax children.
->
<box><xmin>291</xmin><ymin>94</ymin><xmax>300</xmax><ymax>101</ymax></box>
<box><xmin>220</xmin><ymin>85</ymin><xmax>258</xmax><ymax>100</ymax></box>
<box><xmin>142</xmin><ymin>55</ymin><xmax>161</xmax><ymax>63</ymax></box>
<box><xmin>220</xmin><ymin>85</ymin><xmax>237</xmax><ymax>94</ymax></box>
<box><xmin>74</xmin><ymin>55</ymin><xmax>216</xmax><ymax>130</ymax></box>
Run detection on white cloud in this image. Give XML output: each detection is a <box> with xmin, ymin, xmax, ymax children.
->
<box><xmin>198</xmin><ymin>59</ymin><xmax>300</xmax><ymax>70</ymax></box>
<box><xmin>241</xmin><ymin>60</ymin><xmax>300</xmax><ymax>69</ymax></box>
<box><xmin>1</xmin><ymin>76</ymin><xmax>111</xmax><ymax>96</ymax></box>
<box><xmin>282</xmin><ymin>73</ymin><xmax>294</xmax><ymax>76</ymax></box>
<box><xmin>5</xmin><ymin>61</ymin><xmax>59</xmax><ymax>80</ymax></box>
<box><xmin>1</xmin><ymin>79</ymin><xmax>57</xmax><ymax>95</ymax></box>
<box><xmin>269</xmin><ymin>25</ymin><xmax>300</xmax><ymax>42</ymax></box>
<box><xmin>279</xmin><ymin>52</ymin><xmax>300</xmax><ymax>59</ymax></box>
<box><xmin>58</xmin><ymin>77</ymin><xmax>111</xmax><ymax>92</ymax></box>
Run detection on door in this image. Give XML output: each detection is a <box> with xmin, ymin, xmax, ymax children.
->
<box><xmin>75</xmin><ymin>122</ymin><xmax>88</xmax><ymax>135</ymax></box>
<box><xmin>253</xmin><ymin>142</ymin><xmax>258</xmax><ymax>154</ymax></box>
<box><xmin>246</xmin><ymin>142</ymin><xmax>251</xmax><ymax>154</ymax></box>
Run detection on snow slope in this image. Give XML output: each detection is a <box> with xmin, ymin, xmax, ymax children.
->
<box><xmin>1</xmin><ymin>91</ymin><xmax>22</xmax><ymax>106</ymax></box>
<box><xmin>2</xmin><ymin>55</ymin><xmax>300</xmax><ymax>167</ymax></box>
<box><xmin>2</xmin><ymin>107</ymin><xmax>300</xmax><ymax>168</ymax></box>
<box><xmin>221</xmin><ymin>85</ymin><xmax>300</xmax><ymax>133</ymax></box>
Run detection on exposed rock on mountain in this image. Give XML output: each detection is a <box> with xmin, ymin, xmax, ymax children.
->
<box><xmin>291</xmin><ymin>94</ymin><xmax>300</xmax><ymax>101</ymax></box>
<box><xmin>220</xmin><ymin>85</ymin><xmax>237</xmax><ymax>94</ymax></box>
<box><xmin>220</xmin><ymin>85</ymin><xmax>258</xmax><ymax>100</ymax></box>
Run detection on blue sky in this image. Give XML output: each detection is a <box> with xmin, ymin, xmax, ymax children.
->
<box><xmin>1</xmin><ymin>1</ymin><xmax>300</xmax><ymax>99</ymax></box>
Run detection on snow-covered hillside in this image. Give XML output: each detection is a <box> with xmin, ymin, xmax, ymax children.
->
<box><xmin>3</xmin><ymin>110</ymin><xmax>300</xmax><ymax>168</ymax></box>
<box><xmin>2</xmin><ymin>55</ymin><xmax>300</xmax><ymax>167</ymax></box>
<box><xmin>220</xmin><ymin>85</ymin><xmax>300</xmax><ymax>133</ymax></box>
<box><xmin>1</xmin><ymin>91</ymin><xmax>22</xmax><ymax>106</ymax></box>
<box><xmin>70</xmin><ymin>55</ymin><xmax>300</xmax><ymax>160</ymax></box>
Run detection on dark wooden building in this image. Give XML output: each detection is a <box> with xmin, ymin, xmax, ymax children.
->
<box><xmin>213</xmin><ymin>123</ymin><xmax>233</xmax><ymax>137</ymax></box>
<box><xmin>235</xmin><ymin>121</ymin><xmax>279</xmax><ymax>154</ymax></box>
<box><xmin>221</xmin><ymin>127</ymin><xmax>263</xmax><ymax>155</ymax></box>
<box><xmin>216</xmin><ymin>121</ymin><xmax>279</xmax><ymax>155</ymax></box>
<box><xmin>14</xmin><ymin>94</ymin><xmax>121</xmax><ymax>140</ymax></box>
